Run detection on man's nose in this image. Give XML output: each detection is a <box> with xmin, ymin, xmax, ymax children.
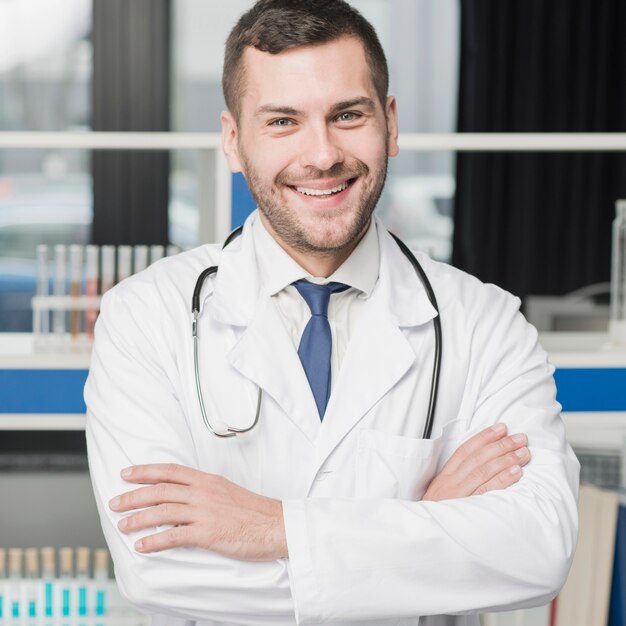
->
<box><xmin>298</xmin><ymin>125</ymin><xmax>344</xmax><ymax>172</ymax></box>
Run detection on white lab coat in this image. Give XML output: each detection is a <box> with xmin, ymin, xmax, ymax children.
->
<box><xmin>85</xmin><ymin>212</ymin><xmax>579</xmax><ymax>626</ymax></box>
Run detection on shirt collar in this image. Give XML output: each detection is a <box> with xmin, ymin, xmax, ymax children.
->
<box><xmin>252</xmin><ymin>211</ymin><xmax>380</xmax><ymax>297</ymax></box>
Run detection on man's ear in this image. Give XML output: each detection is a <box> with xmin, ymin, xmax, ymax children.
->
<box><xmin>221</xmin><ymin>111</ymin><xmax>243</xmax><ymax>172</ymax></box>
<box><xmin>385</xmin><ymin>96</ymin><xmax>399</xmax><ymax>157</ymax></box>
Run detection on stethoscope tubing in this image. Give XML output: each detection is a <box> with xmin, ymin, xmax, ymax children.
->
<box><xmin>388</xmin><ymin>233</ymin><xmax>442</xmax><ymax>440</ymax></box>
<box><xmin>192</xmin><ymin>226</ymin><xmax>441</xmax><ymax>440</ymax></box>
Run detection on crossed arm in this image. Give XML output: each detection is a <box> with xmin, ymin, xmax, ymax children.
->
<box><xmin>110</xmin><ymin>423</ymin><xmax>531</xmax><ymax>561</ymax></box>
<box><xmin>88</xmin><ymin>284</ymin><xmax>577</xmax><ymax>623</ymax></box>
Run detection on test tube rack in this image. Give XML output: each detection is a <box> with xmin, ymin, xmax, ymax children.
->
<box><xmin>31</xmin><ymin>244</ymin><xmax>177</xmax><ymax>353</ymax></box>
<box><xmin>0</xmin><ymin>547</ymin><xmax>146</xmax><ymax>624</ymax></box>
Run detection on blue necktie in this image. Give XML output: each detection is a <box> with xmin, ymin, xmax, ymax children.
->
<box><xmin>293</xmin><ymin>280</ymin><xmax>349</xmax><ymax>419</ymax></box>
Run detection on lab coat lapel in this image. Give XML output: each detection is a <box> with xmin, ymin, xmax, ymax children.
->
<box><xmin>313</xmin><ymin>225</ymin><xmax>439</xmax><ymax>470</ymax></box>
<box><xmin>227</xmin><ymin>296</ymin><xmax>322</xmax><ymax>442</ymax></box>
<box><xmin>205</xmin><ymin>216</ymin><xmax>321</xmax><ymax>442</ymax></box>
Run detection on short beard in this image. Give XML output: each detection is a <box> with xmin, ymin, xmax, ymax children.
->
<box><xmin>239</xmin><ymin>149</ymin><xmax>389</xmax><ymax>255</ymax></box>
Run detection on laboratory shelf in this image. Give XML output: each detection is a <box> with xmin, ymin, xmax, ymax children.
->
<box><xmin>1</xmin><ymin>333</ymin><xmax>626</xmax><ymax>449</ymax></box>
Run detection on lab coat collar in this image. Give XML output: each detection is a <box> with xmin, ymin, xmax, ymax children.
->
<box><xmin>202</xmin><ymin>215</ymin><xmax>261</xmax><ymax>327</ymax></box>
<box><xmin>253</xmin><ymin>212</ymin><xmax>379</xmax><ymax>298</ymax></box>
<box><xmin>205</xmin><ymin>210</ymin><xmax>438</xmax><ymax>329</ymax></box>
<box><xmin>373</xmin><ymin>216</ymin><xmax>438</xmax><ymax>327</ymax></box>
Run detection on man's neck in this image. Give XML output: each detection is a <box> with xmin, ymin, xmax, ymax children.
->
<box><xmin>258</xmin><ymin>213</ymin><xmax>369</xmax><ymax>278</ymax></box>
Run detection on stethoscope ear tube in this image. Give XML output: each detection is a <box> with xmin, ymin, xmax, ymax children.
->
<box><xmin>191</xmin><ymin>226</ymin><xmax>243</xmax><ymax>313</ymax></box>
<box><xmin>388</xmin><ymin>232</ymin><xmax>442</xmax><ymax>440</ymax></box>
<box><xmin>192</xmin><ymin>266</ymin><xmax>218</xmax><ymax>315</ymax></box>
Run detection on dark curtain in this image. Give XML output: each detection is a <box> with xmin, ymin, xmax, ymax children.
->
<box><xmin>91</xmin><ymin>0</ymin><xmax>171</xmax><ymax>245</ymax></box>
<box><xmin>454</xmin><ymin>0</ymin><xmax>626</xmax><ymax>301</ymax></box>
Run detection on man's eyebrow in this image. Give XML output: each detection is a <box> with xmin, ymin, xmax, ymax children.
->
<box><xmin>254</xmin><ymin>104</ymin><xmax>303</xmax><ymax>118</ymax></box>
<box><xmin>329</xmin><ymin>97</ymin><xmax>376</xmax><ymax>115</ymax></box>
<box><xmin>253</xmin><ymin>97</ymin><xmax>377</xmax><ymax>118</ymax></box>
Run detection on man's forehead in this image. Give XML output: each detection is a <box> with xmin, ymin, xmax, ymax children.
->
<box><xmin>238</xmin><ymin>37</ymin><xmax>377</xmax><ymax>112</ymax></box>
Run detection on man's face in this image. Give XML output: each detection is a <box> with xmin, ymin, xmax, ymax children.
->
<box><xmin>221</xmin><ymin>36</ymin><xmax>399</xmax><ymax>254</ymax></box>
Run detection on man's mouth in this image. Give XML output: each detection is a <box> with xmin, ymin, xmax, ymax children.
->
<box><xmin>291</xmin><ymin>178</ymin><xmax>355</xmax><ymax>197</ymax></box>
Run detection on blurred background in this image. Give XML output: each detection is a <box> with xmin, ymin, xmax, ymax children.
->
<box><xmin>0</xmin><ymin>0</ymin><xmax>456</xmax><ymax>330</ymax></box>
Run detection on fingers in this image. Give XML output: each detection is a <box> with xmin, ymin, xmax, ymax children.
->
<box><xmin>120</xmin><ymin>463</ymin><xmax>197</xmax><ymax>486</ymax></box>
<box><xmin>440</xmin><ymin>423</ymin><xmax>529</xmax><ymax>479</ymax></box>
<box><xmin>440</xmin><ymin>423</ymin><xmax>509</xmax><ymax>475</ymax></box>
<box><xmin>109</xmin><ymin>483</ymin><xmax>190</xmax><ymax>513</ymax></box>
<box><xmin>472</xmin><ymin>464</ymin><xmax>523</xmax><ymax>496</ymax></box>
<box><xmin>134</xmin><ymin>524</ymin><xmax>196</xmax><ymax>553</ymax></box>
<box><xmin>460</xmin><ymin>445</ymin><xmax>531</xmax><ymax>496</ymax></box>
<box><xmin>117</xmin><ymin>502</ymin><xmax>191</xmax><ymax>534</ymax></box>
<box><xmin>458</xmin><ymin>431</ymin><xmax>529</xmax><ymax>478</ymax></box>
<box><xmin>423</xmin><ymin>424</ymin><xmax>531</xmax><ymax>502</ymax></box>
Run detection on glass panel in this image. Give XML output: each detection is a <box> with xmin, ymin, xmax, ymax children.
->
<box><xmin>0</xmin><ymin>0</ymin><xmax>91</xmax><ymax>131</ymax></box>
<box><xmin>0</xmin><ymin>0</ymin><xmax>92</xmax><ymax>332</ymax></box>
<box><xmin>381</xmin><ymin>151</ymin><xmax>455</xmax><ymax>262</ymax></box>
<box><xmin>170</xmin><ymin>150</ymin><xmax>200</xmax><ymax>249</ymax></box>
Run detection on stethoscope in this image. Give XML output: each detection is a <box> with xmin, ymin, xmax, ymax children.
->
<box><xmin>191</xmin><ymin>225</ymin><xmax>442</xmax><ymax>440</ymax></box>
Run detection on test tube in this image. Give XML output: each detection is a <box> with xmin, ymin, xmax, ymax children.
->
<box><xmin>101</xmin><ymin>246</ymin><xmax>116</xmax><ymax>295</ymax></box>
<box><xmin>93</xmin><ymin>549</ymin><xmax>109</xmax><ymax>617</ymax></box>
<box><xmin>69</xmin><ymin>245</ymin><xmax>83</xmax><ymax>341</ymax></box>
<box><xmin>117</xmin><ymin>246</ymin><xmax>133</xmax><ymax>283</ymax></box>
<box><xmin>36</xmin><ymin>244</ymin><xmax>50</xmax><ymax>342</ymax></box>
<box><xmin>166</xmin><ymin>245</ymin><xmax>180</xmax><ymax>257</ymax></box>
<box><xmin>25</xmin><ymin>548</ymin><xmax>38</xmax><ymax>618</ymax></box>
<box><xmin>40</xmin><ymin>547</ymin><xmax>55</xmax><ymax>618</ymax></box>
<box><xmin>53</xmin><ymin>245</ymin><xmax>67</xmax><ymax>342</ymax></box>
<box><xmin>0</xmin><ymin>548</ymin><xmax>6</xmax><ymax>620</ymax></box>
<box><xmin>149</xmin><ymin>245</ymin><xmax>165</xmax><ymax>264</ymax></box>
<box><xmin>85</xmin><ymin>245</ymin><xmax>99</xmax><ymax>339</ymax></box>
<box><xmin>59</xmin><ymin>547</ymin><xmax>73</xmax><ymax>618</ymax></box>
<box><xmin>76</xmin><ymin>547</ymin><xmax>90</xmax><ymax>617</ymax></box>
<box><xmin>133</xmin><ymin>245</ymin><xmax>149</xmax><ymax>274</ymax></box>
<box><xmin>8</xmin><ymin>548</ymin><xmax>22</xmax><ymax>620</ymax></box>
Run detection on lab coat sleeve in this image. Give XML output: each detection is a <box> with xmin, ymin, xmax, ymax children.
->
<box><xmin>282</xmin><ymin>283</ymin><xmax>579</xmax><ymax>625</ymax></box>
<box><xmin>85</xmin><ymin>284</ymin><xmax>296</xmax><ymax>625</ymax></box>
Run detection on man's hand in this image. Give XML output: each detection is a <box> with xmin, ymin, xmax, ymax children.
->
<box><xmin>109</xmin><ymin>464</ymin><xmax>288</xmax><ymax>561</ymax></box>
<box><xmin>422</xmin><ymin>423</ymin><xmax>530</xmax><ymax>501</ymax></box>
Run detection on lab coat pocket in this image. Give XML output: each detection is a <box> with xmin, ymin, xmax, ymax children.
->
<box><xmin>355</xmin><ymin>419</ymin><xmax>465</xmax><ymax>500</ymax></box>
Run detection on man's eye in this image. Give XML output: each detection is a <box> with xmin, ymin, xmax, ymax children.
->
<box><xmin>271</xmin><ymin>118</ymin><xmax>292</xmax><ymax>127</ymax></box>
<box><xmin>337</xmin><ymin>112</ymin><xmax>359</xmax><ymax>122</ymax></box>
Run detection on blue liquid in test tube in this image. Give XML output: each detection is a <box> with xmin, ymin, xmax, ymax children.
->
<box><xmin>59</xmin><ymin>547</ymin><xmax>74</xmax><ymax>618</ymax></box>
<box><xmin>41</xmin><ymin>547</ymin><xmax>56</xmax><ymax>618</ymax></box>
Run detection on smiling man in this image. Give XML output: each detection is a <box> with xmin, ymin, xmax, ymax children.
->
<box><xmin>85</xmin><ymin>1</ymin><xmax>579</xmax><ymax>625</ymax></box>
<box><xmin>221</xmin><ymin>36</ymin><xmax>394</xmax><ymax>276</ymax></box>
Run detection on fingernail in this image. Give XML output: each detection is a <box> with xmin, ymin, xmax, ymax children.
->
<box><xmin>510</xmin><ymin>465</ymin><xmax>521</xmax><ymax>475</ymax></box>
<box><xmin>121</xmin><ymin>467</ymin><xmax>132</xmax><ymax>478</ymax></box>
<box><xmin>512</xmin><ymin>433</ymin><xmax>527</xmax><ymax>443</ymax></box>
<box><xmin>515</xmin><ymin>447</ymin><xmax>528</xmax><ymax>458</ymax></box>
<box><xmin>118</xmin><ymin>517</ymin><xmax>128</xmax><ymax>530</ymax></box>
<box><xmin>109</xmin><ymin>496</ymin><xmax>121</xmax><ymax>509</ymax></box>
<box><xmin>491</xmin><ymin>423</ymin><xmax>506</xmax><ymax>435</ymax></box>
<box><xmin>135</xmin><ymin>539</ymin><xmax>144</xmax><ymax>552</ymax></box>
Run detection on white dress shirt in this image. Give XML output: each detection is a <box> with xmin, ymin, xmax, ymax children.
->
<box><xmin>252</xmin><ymin>214</ymin><xmax>379</xmax><ymax>393</ymax></box>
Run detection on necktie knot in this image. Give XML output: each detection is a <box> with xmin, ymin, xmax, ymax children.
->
<box><xmin>292</xmin><ymin>280</ymin><xmax>349</xmax><ymax>318</ymax></box>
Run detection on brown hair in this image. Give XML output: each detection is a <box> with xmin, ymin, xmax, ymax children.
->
<box><xmin>222</xmin><ymin>0</ymin><xmax>389</xmax><ymax>121</ymax></box>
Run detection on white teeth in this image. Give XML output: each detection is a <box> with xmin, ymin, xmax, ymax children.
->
<box><xmin>295</xmin><ymin>181</ymin><xmax>349</xmax><ymax>196</ymax></box>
